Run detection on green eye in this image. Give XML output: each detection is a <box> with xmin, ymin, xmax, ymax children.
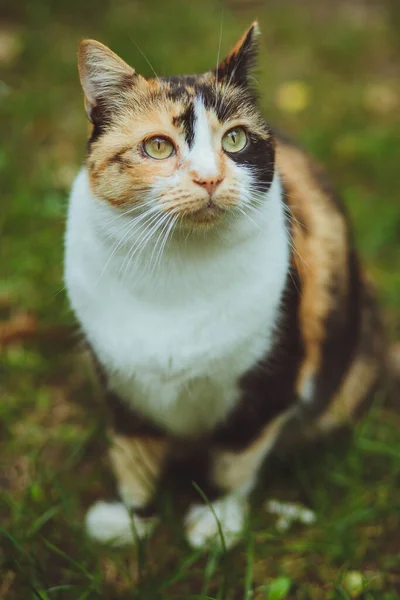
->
<box><xmin>143</xmin><ymin>136</ymin><xmax>175</xmax><ymax>160</ymax></box>
<box><xmin>222</xmin><ymin>127</ymin><xmax>247</xmax><ymax>153</ymax></box>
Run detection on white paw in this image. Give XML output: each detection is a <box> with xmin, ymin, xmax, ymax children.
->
<box><xmin>85</xmin><ymin>501</ymin><xmax>157</xmax><ymax>546</ymax></box>
<box><xmin>185</xmin><ymin>495</ymin><xmax>248</xmax><ymax>550</ymax></box>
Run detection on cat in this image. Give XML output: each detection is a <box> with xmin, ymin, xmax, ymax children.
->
<box><xmin>64</xmin><ymin>22</ymin><xmax>386</xmax><ymax>550</ymax></box>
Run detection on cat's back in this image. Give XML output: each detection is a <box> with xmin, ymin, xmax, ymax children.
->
<box><xmin>274</xmin><ymin>136</ymin><xmax>386</xmax><ymax>430</ymax></box>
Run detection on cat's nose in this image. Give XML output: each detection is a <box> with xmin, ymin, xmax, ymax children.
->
<box><xmin>192</xmin><ymin>176</ymin><xmax>223</xmax><ymax>196</ymax></box>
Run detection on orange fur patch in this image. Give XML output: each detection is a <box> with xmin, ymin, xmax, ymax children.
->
<box><xmin>211</xmin><ymin>410</ymin><xmax>294</xmax><ymax>491</ymax></box>
<box><xmin>275</xmin><ymin>140</ymin><xmax>349</xmax><ymax>398</ymax></box>
<box><xmin>109</xmin><ymin>433</ymin><xmax>169</xmax><ymax>507</ymax></box>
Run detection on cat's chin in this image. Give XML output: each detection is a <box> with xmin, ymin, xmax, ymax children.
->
<box><xmin>178</xmin><ymin>205</ymin><xmax>227</xmax><ymax>231</ymax></box>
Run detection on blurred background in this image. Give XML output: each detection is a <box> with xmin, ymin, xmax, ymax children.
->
<box><xmin>1</xmin><ymin>1</ymin><xmax>400</xmax><ymax>599</ymax></box>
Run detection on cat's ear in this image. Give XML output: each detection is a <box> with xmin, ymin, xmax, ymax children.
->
<box><xmin>215</xmin><ymin>21</ymin><xmax>260</xmax><ymax>86</ymax></box>
<box><xmin>78</xmin><ymin>40</ymin><xmax>140</xmax><ymax>122</ymax></box>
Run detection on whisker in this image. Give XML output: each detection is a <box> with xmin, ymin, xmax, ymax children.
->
<box><xmin>284</xmin><ymin>210</ymin><xmax>308</xmax><ymax>233</ymax></box>
<box><xmin>129</xmin><ymin>37</ymin><xmax>160</xmax><ymax>82</ymax></box>
<box><xmin>153</xmin><ymin>213</ymin><xmax>179</xmax><ymax>274</ymax></box>
<box><xmin>102</xmin><ymin>203</ymin><xmax>145</xmax><ymax>228</ymax></box>
<box><xmin>148</xmin><ymin>212</ymin><xmax>174</xmax><ymax>273</ymax></box>
<box><xmin>235</xmin><ymin>205</ymin><xmax>263</xmax><ymax>233</ymax></box>
<box><xmin>241</xmin><ymin>190</ymin><xmax>310</xmax><ymax>274</ymax></box>
<box><xmin>289</xmin><ymin>241</ymin><xmax>310</xmax><ymax>271</ymax></box>
<box><xmin>217</xmin><ymin>44</ymin><xmax>249</xmax><ymax>114</ymax></box>
<box><xmin>214</xmin><ymin>12</ymin><xmax>224</xmax><ymax>110</ymax></box>
<box><xmin>115</xmin><ymin>211</ymin><xmax>161</xmax><ymax>280</ymax></box>
<box><xmin>95</xmin><ymin>207</ymin><xmax>159</xmax><ymax>285</ymax></box>
<box><xmin>101</xmin><ymin>204</ymin><xmax>160</xmax><ymax>244</ymax></box>
<box><xmin>119</xmin><ymin>210</ymin><xmax>166</xmax><ymax>278</ymax></box>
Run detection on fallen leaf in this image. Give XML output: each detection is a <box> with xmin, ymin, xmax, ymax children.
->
<box><xmin>0</xmin><ymin>311</ymin><xmax>37</xmax><ymax>346</ymax></box>
<box><xmin>363</xmin><ymin>82</ymin><xmax>398</xmax><ymax>114</ymax></box>
<box><xmin>0</xmin><ymin>310</ymin><xmax>75</xmax><ymax>349</ymax></box>
<box><xmin>0</xmin><ymin>29</ymin><xmax>23</xmax><ymax>66</ymax></box>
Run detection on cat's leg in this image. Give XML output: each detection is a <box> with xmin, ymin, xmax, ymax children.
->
<box><xmin>85</xmin><ymin>392</ymin><xmax>169</xmax><ymax>546</ymax></box>
<box><xmin>184</xmin><ymin>410</ymin><xmax>293</xmax><ymax>550</ymax></box>
<box><xmin>86</xmin><ymin>433</ymin><xmax>169</xmax><ymax>546</ymax></box>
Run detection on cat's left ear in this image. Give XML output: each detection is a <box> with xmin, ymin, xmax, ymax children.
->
<box><xmin>214</xmin><ymin>21</ymin><xmax>260</xmax><ymax>87</ymax></box>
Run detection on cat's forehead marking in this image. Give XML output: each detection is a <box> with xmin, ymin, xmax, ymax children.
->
<box><xmin>151</xmin><ymin>73</ymin><xmax>259</xmax><ymax>139</ymax></box>
<box><xmin>169</xmin><ymin>89</ymin><xmax>224</xmax><ymax>151</ymax></box>
<box><xmin>188</xmin><ymin>97</ymin><xmax>221</xmax><ymax>177</ymax></box>
<box><xmin>172</xmin><ymin>103</ymin><xmax>196</xmax><ymax>147</ymax></box>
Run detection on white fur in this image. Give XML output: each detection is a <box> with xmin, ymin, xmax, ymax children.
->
<box><xmin>65</xmin><ymin>165</ymin><xmax>289</xmax><ymax>437</ymax></box>
<box><xmin>64</xmin><ymin>161</ymin><xmax>289</xmax><ymax>437</ymax></box>
<box><xmin>185</xmin><ymin>494</ymin><xmax>249</xmax><ymax>550</ymax></box>
<box><xmin>189</xmin><ymin>97</ymin><xmax>220</xmax><ymax>178</ymax></box>
<box><xmin>300</xmin><ymin>374</ymin><xmax>315</xmax><ymax>404</ymax></box>
<box><xmin>85</xmin><ymin>501</ymin><xmax>157</xmax><ymax>546</ymax></box>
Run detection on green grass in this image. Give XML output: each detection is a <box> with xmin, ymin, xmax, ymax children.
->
<box><xmin>1</xmin><ymin>0</ymin><xmax>400</xmax><ymax>598</ymax></box>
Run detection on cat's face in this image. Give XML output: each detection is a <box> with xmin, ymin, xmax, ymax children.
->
<box><xmin>79</xmin><ymin>23</ymin><xmax>275</xmax><ymax>231</ymax></box>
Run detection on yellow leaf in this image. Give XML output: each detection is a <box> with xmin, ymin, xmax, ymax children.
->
<box><xmin>276</xmin><ymin>81</ymin><xmax>311</xmax><ymax>113</ymax></box>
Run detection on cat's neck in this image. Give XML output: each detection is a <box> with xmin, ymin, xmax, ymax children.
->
<box><xmin>66</xmin><ymin>168</ymin><xmax>290</xmax><ymax>305</ymax></box>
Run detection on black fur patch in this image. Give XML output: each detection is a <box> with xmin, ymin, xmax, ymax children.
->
<box><xmin>172</xmin><ymin>103</ymin><xmax>196</xmax><ymax>147</ymax></box>
<box><xmin>107</xmin><ymin>147</ymin><xmax>133</xmax><ymax>171</ymax></box>
<box><xmin>86</xmin><ymin>72</ymin><xmax>138</xmax><ymax>151</ymax></box>
<box><xmin>196</xmin><ymin>82</ymin><xmax>256</xmax><ymax>122</ymax></box>
<box><xmin>87</xmin><ymin>104</ymin><xmax>107</xmax><ymax>151</ymax></box>
<box><xmin>309</xmin><ymin>246</ymin><xmax>361</xmax><ymax>415</ymax></box>
<box><xmin>215</xmin><ymin>25</ymin><xmax>259</xmax><ymax>87</ymax></box>
<box><xmin>227</xmin><ymin>129</ymin><xmax>275</xmax><ymax>192</ymax></box>
<box><xmin>106</xmin><ymin>390</ymin><xmax>165</xmax><ymax>437</ymax></box>
<box><xmin>166</xmin><ymin>83</ymin><xmax>191</xmax><ymax>102</ymax></box>
<box><xmin>131</xmin><ymin>503</ymin><xmax>158</xmax><ymax>518</ymax></box>
<box><xmin>165</xmin><ymin>75</ymin><xmax>198</xmax><ymax>87</ymax></box>
<box><xmin>211</xmin><ymin>265</ymin><xmax>304</xmax><ymax>450</ymax></box>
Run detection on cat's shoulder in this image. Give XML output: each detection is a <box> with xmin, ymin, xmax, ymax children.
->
<box><xmin>274</xmin><ymin>133</ymin><xmax>351</xmax><ymax>280</ymax></box>
<box><xmin>275</xmin><ymin>133</ymin><xmax>348</xmax><ymax>227</ymax></box>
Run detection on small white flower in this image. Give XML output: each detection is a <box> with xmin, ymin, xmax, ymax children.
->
<box><xmin>265</xmin><ymin>499</ymin><xmax>316</xmax><ymax>531</ymax></box>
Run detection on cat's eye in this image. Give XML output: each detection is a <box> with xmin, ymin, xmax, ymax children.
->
<box><xmin>222</xmin><ymin>127</ymin><xmax>247</xmax><ymax>153</ymax></box>
<box><xmin>143</xmin><ymin>136</ymin><xmax>175</xmax><ymax>160</ymax></box>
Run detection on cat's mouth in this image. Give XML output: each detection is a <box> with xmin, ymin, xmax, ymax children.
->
<box><xmin>161</xmin><ymin>197</ymin><xmax>232</xmax><ymax>230</ymax></box>
<box><xmin>172</xmin><ymin>200</ymin><xmax>227</xmax><ymax>229</ymax></box>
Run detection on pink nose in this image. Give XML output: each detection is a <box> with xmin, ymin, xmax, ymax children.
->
<box><xmin>193</xmin><ymin>176</ymin><xmax>223</xmax><ymax>196</ymax></box>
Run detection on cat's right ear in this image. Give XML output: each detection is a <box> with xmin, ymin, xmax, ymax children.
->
<box><xmin>215</xmin><ymin>22</ymin><xmax>260</xmax><ymax>87</ymax></box>
<box><xmin>78</xmin><ymin>40</ymin><xmax>139</xmax><ymax>123</ymax></box>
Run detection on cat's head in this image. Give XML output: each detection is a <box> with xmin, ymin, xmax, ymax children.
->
<box><xmin>78</xmin><ymin>23</ymin><xmax>275</xmax><ymax>232</ymax></box>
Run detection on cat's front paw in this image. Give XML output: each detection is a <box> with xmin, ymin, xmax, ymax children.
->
<box><xmin>85</xmin><ymin>501</ymin><xmax>157</xmax><ymax>546</ymax></box>
<box><xmin>184</xmin><ymin>495</ymin><xmax>248</xmax><ymax>550</ymax></box>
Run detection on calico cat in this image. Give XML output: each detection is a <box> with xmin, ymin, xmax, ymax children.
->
<box><xmin>64</xmin><ymin>22</ymin><xmax>386</xmax><ymax>549</ymax></box>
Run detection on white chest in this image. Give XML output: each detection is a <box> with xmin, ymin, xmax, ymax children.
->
<box><xmin>83</xmin><ymin>279</ymin><xmax>281</xmax><ymax>435</ymax></box>
<box><xmin>64</xmin><ymin>169</ymin><xmax>290</xmax><ymax>437</ymax></box>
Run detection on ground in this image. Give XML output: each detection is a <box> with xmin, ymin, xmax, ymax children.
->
<box><xmin>1</xmin><ymin>0</ymin><xmax>400</xmax><ymax>598</ymax></box>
